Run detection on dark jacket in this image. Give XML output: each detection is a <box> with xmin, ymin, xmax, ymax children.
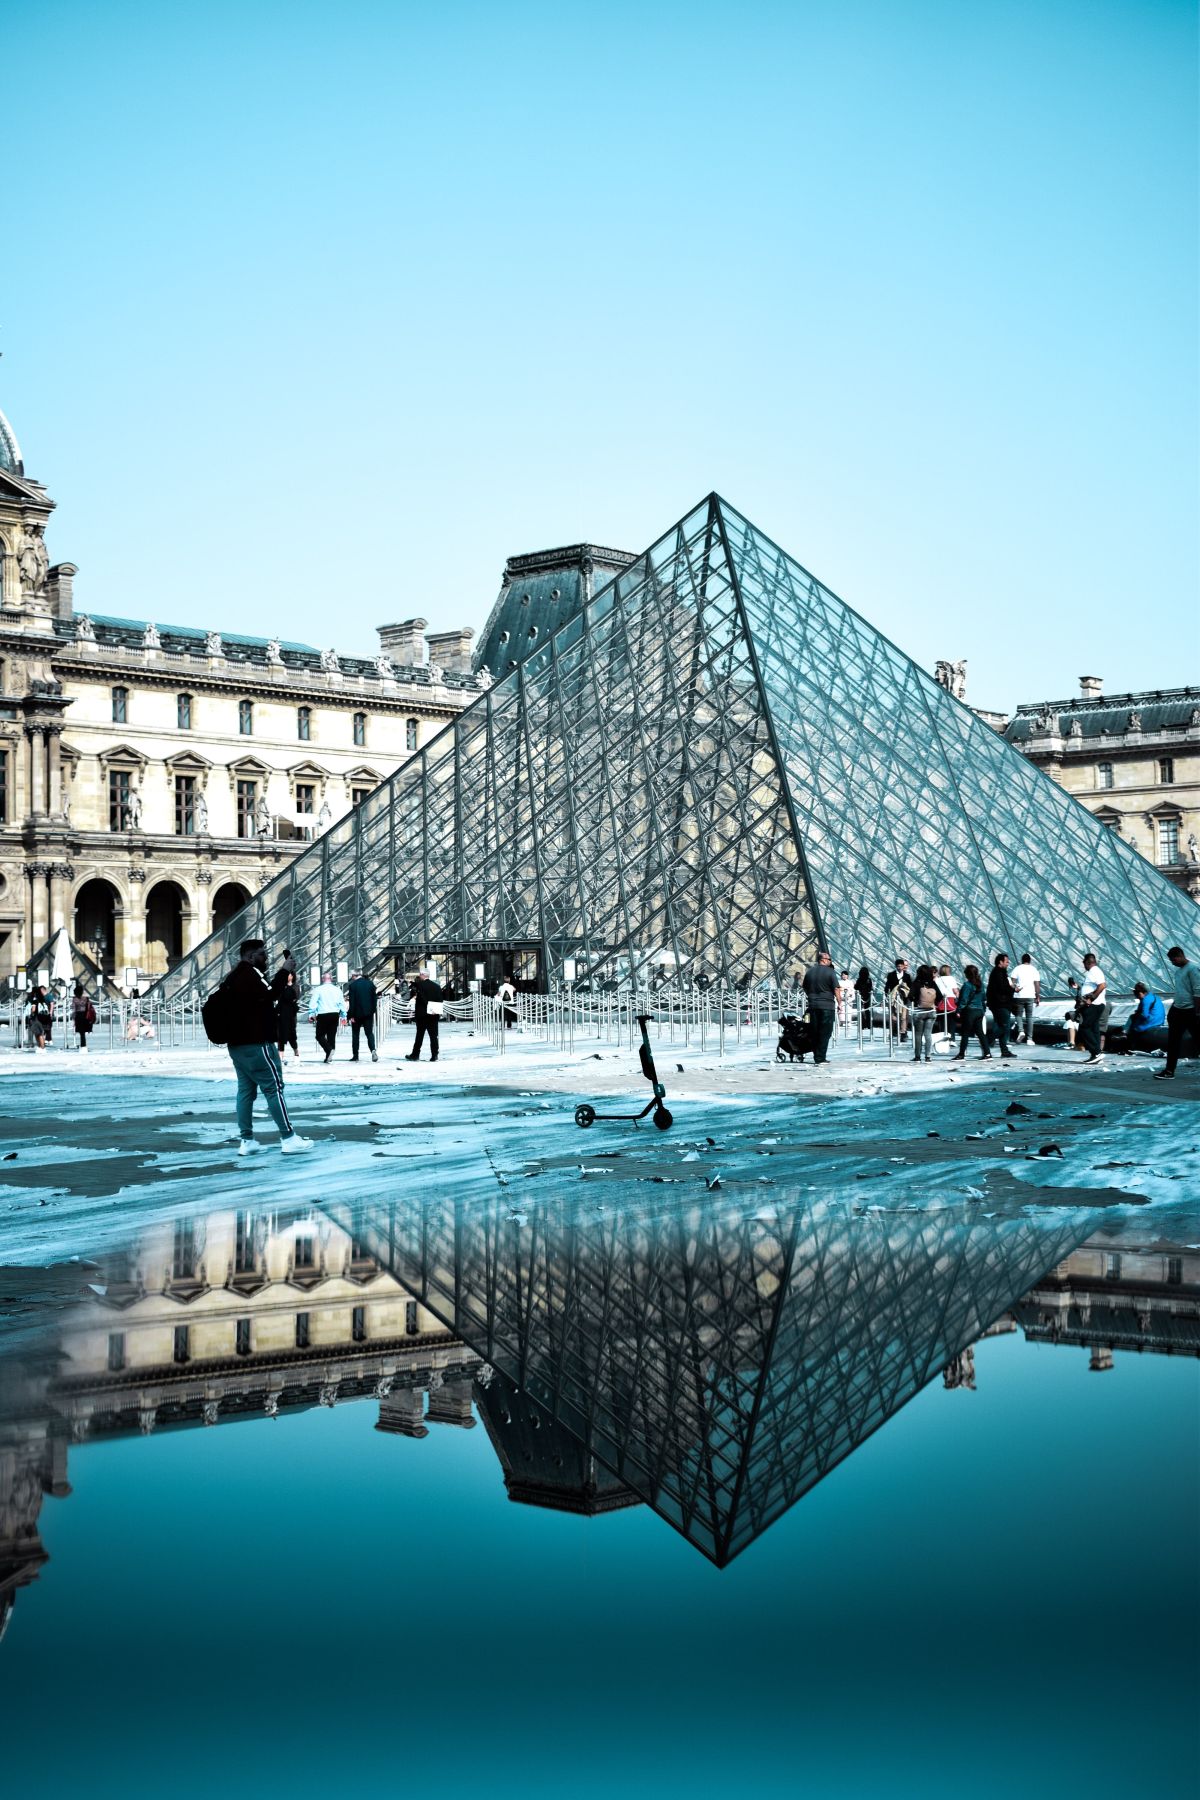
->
<box><xmin>346</xmin><ymin>976</ymin><xmax>378</xmax><ymax>1022</ymax></box>
<box><xmin>271</xmin><ymin>969</ymin><xmax>300</xmax><ymax>1015</ymax></box>
<box><xmin>802</xmin><ymin>963</ymin><xmax>839</xmax><ymax>1011</ymax></box>
<box><xmin>412</xmin><ymin>977</ymin><xmax>444</xmax><ymax>1019</ymax></box>
<box><xmin>884</xmin><ymin>969</ymin><xmax>911</xmax><ymax>1002</ymax></box>
<box><xmin>986</xmin><ymin>967</ymin><xmax>1015</xmax><ymax>1011</ymax></box>
<box><xmin>221</xmin><ymin>961</ymin><xmax>278</xmax><ymax>1047</ymax></box>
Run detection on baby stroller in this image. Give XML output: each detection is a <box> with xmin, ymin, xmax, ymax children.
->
<box><xmin>776</xmin><ymin>1014</ymin><xmax>815</xmax><ymax>1063</ymax></box>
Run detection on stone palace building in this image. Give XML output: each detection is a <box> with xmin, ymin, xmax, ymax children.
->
<box><xmin>0</xmin><ymin>398</ymin><xmax>486</xmax><ymax>985</ymax></box>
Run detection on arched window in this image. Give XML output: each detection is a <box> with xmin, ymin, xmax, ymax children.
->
<box><xmin>177</xmin><ymin>693</ymin><xmax>192</xmax><ymax>730</ymax></box>
<box><xmin>238</xmin><ymin>699</ymin><xmax>253</xmax><ymax>736</ymax></box>
<box><xmin>353</xmin><ymin>711</ymin><xmax>366</xmax><ymax>747</ymax></box>
<box><xmin>406</xmin><ymin>717</ymin><xmax>418</xmax><ymax>752</ymax></box>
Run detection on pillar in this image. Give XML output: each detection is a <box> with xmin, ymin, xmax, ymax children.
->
<box><xmin>424</xmin><ymin>1372</ymin><xmax>477</xmax><ymax>1428</ymax></box>
<box><xmin>374</xmin><ymin>1387</ymin><xmax>428</xmax><ymax>1437</ymax></box>
<box><xmin>26</xmin><ymin>727</ymin><xmax>44</xmax><ymax>816</ymax></box>
<box><xmin>27</xmin><ymin>864</ymin><xmax>49</xmax><ymax>948</ymax></box>
<box><xmin>45</xmin><ymin>727</ymin><xmax>62</xmax><ymax>816</ymax></box>
<box><xmin>49</xmin><ymin>865</ymin><xmax>68</xmax><ymax>935</ymax></box>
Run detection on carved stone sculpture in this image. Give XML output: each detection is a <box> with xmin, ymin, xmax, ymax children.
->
<box><xmin>127</xmin><ymin>788</ymin><xmax>142</xmax><ymax>829</ymax></box>
<box><xmin>320</xmin><ymin>646</ymin><xmax>340</xmax><ymax>673</ymax></box>
<box><xmin>1188</xmin><ymin>834</ymin><xmax>1199</xmax><ymax>864</ymax></box>
<box><xmin>256</xmin><ymin>794</ymin><xmax>272</xmax><ymax>836</ymax></box>
<box><xmin>1128</xmin><ymin>709</ymin><xmax>1142</xmax><ymax>731</ymax></box>
<box><xmin>193</xmin><ymin>790</ymin><xmax>209</xmax><ymax>833</ymax></box>
<box><xmin>375</xmin><ymin>652</ymin><xmax>395</xmax><ymax>680</ymax></box>
<box><xmin>205</xmin><ymin>631</ymin><xmax>223</xmax><ymax>657</ymax></box>
<box><xmin>317</xmin><ymin>799</ymin><xmax>332</xmax><ymax>833</ymax></box>
<box><xmin>266</xmin><ymin>637</ymin><xmax>284</xmax><ymax>665</ymax></box>
<box><xmin>19</xmin><ymin>526</ymin><xmax>48</xmax><ymax>597</ymax></box>
<box><xmin>75</xmin><ymin>614</ymin><xmax>95</xmax><ymax>642</ymax></box>
<box><xmin>142</xmin><ymin>622</ymin><xmax>161</xmax><ymax>650</ymax></box>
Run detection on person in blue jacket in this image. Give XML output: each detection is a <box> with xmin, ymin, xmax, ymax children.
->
<box><xmin>1125</xmin><ymin>982</ymin><xmax>1166</xmax><ymax>1053</ymax></box>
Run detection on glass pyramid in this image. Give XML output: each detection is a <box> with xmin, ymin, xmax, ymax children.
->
<box><xmin>157</xmin><ymin>495</ymin><xmax>1196</xmax><ymax>1003</ymax></box>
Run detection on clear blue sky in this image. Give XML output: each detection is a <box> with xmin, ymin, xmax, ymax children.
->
<box><xmin>4</xmin><ymin>0</ymin><xmax>1196</xmax><ymax>709</ymax></box>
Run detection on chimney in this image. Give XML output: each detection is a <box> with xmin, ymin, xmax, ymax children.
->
<box><xmin>1078</xmin><ymin>675</ymin><xmax>1103</xmax><ymax>701</ymax></box>
<box><xmin>424</xmin><ymin>626</ymin><xmax>475</xmax><ymax>675</ymax></box>
<box><xmin>377</xmin><ymin>618</ymin><xmax>427</xmax><ymax>667</ymax></box>
<box><xmin>46</xmin><ymin>562</ymin><xmax>77</xmax><ymax>621</ymax></box>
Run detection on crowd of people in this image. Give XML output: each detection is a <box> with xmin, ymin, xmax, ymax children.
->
<box><xmin>800</xmin><ymin>943</ymin><xmax>1199</xmax><ymax>1074</ymax></box>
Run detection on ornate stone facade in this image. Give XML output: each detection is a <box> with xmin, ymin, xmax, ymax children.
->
<box><xmin>0</xmin><ymin>401</ymin><xmax>483</xmax><ymax>984</ymax></box>
<box><xmin>1003</xmin><ymin>679</ymin><xmax>1200</xmax><ymax>904</ymax></box>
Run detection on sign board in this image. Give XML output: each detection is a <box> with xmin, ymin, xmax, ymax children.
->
<box><xmin>474</xmin><ymin>962</ymin><xmax>485</xmax><ymax>980</ymax></box>
<box><xmin>16</xmin><ymin>968</ymin><xmax>27</xmax><ymax>991</ymax></box>
<box><xmin>468</xmin><ymin>979</ymin><xmax>479</xmax><ymax>993</ymax></box>
<box><xmin>562</xmin><ymin>958</ymin><xmax>577</xmax><ymax>983</ymax></box>
<box><xmin>123</xmin><ymin>966</ymin><xmax>139</xmax><ymax>991</ymax></box>
<box><xmin>336</xmin><ymin>960</ymin><xmax>349</xmax><ymax>983</ymax></box>
<box><xmin>309</xmin><ymin>965</ymin><xmax>321</xmax><ymax>987</ymax></box>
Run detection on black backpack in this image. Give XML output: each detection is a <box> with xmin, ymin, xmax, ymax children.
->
<box><xmin>202</xmin><ymin>979</ymin><xmax>232</xmax><ymax>1045</ymax></box>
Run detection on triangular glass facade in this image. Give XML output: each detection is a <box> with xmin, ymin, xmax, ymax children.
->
<box><xmin>157</xmin><ymin>495</ymin><xmax>1196</xmax><ymax>1004</ymax></box>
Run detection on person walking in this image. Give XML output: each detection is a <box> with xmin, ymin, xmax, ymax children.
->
<box><xmin>884</xmin><ymin>959</ymin><xmax>911</xmax><ymax>1043</ymax></box>
<box><xmin>497</xmin><ymin>975</ymin><xmax>517</xmax><ymax>1030</ymax></box>
<box><xmin>952</xmin><ymin>965</ymin><xmax>990</xmax><ymax>1061</ymax></box>
<box><xmin>405</xmin><ymin>970</ymin><xmax>444</xmax><ymax>1063</ymax></box>
<box><xmin>72</xmin><ymin>981</ymin><xmax>96</xmax><ymax>1053</ymax></box>
<box><xmin>1154</xmin><ymin>946</ymin><xmax>1200</xmax><ymax>1079</ymax></box>
<box><xmin>854</xmin><ymin>965</ymin><xmax>873</xmax><ymax>1024</ymax></box>
<box><xmin>271</xmin><ymin>964</ymin><xmax>301</xmax><ymax>1062</ymax></box>
<box><xmin>801</xmin><ymin>952</ymin><xmax>839</xmax><ymax>1065</ymax></box>
<box><xmin>25</xmin><ymin>984</ymin><xmax>52</xmax><ymax>1052</ymax></box>
<box><xmin>1069</xmin><ymin>953</ymin><xmax>1107</xmax><ymax>1064</ymax></box>
<box><xmin>346</xmin><ymin>967</ymin><xmax>379</xmax><ymax>1062</ymax></box>
<box><xmin>209</xmin><ymin>939</ymin><xmax>312</xmax><ymax>1155</ymax></box>
<box><xmin>1124</xmin><ymin>983</ymin><xmax>1165</xmax><ymax>1054</ymax></box>
<box><xmin>986</xmin><ymin>954</ymin><xmax>1017</xmax><ymax>1059</ymax></box>
<box><xmin>910</xmin><ymin>964</ymin><xmax>939</xmax><ymax>1063</ymax></box>
<box><xmin>308</xmin><ymin>972</ymin><xmax>346</xmax><ymax>1063</ymax></box>
<box><xmin>1010</xmin><ymin>953</ymin><xmax>1041</xmax><ymax>1044</ymax></box>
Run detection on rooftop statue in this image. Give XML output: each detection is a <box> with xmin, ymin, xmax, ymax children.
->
<box><xmin>205</xmin><ymin>631</ymin><xmax>222</xmax><ymax>657</ymax></box>
<box><xmin>19</xmin><ymin>526</ymin><xmax>48</xmax><ymax>598</ymax></box>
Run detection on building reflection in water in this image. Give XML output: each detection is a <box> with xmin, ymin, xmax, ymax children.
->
<box><xmin>1</xmin><ymin>1196</ymin><xmax>1196</xmax><ymax>1635</ymax></box>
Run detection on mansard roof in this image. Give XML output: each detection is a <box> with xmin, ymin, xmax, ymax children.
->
<box><xmin>1005</xmin><ymin>687</ymin><xmax>1200</xmax><ymax>742</ymax></box>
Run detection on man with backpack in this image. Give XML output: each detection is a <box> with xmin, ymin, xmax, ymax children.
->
<box><xmin>204</xmin><ymin>939</ymin><xmax>313</xmax><ymax>1156</ymax></box>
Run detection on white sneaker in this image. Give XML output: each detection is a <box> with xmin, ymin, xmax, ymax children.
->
<box><xmin>280</xmin><ymin>1133</ymin><xmax>314</xmax><ymax>1154</ymax></box>
<box><xmin>238</xmin><ymin>1138</ymin><xmax>262</xmax><ymax>1156</ymax></box>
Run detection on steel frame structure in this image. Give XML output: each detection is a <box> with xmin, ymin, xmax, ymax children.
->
<box><xmin>155</xmin><ymin>495</ymin><xmax>1197</xmax><ymax>1006</ymax></box>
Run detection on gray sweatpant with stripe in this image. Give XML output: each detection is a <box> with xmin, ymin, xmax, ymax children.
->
<box><xmin>228</xmin><ymin>1041</ymin><xmax>294</xmax><ymax>1139</ymax></box>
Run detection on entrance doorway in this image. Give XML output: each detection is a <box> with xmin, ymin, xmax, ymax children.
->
<box><xmin>74</xmin><ymin>878</ymin><xmax>120</xmax><ymax>978</ymax></box>
<box><xmin>144</xmin><ymin>880</ymin><xmax>188</xmax><ymax>976</ymax></box>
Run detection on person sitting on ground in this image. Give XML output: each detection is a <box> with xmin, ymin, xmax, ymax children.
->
<box><xmin>1123</xmin><ymin>982</ymin><xmax>1165</xmax><ymax>1054</ymax></box>
<box><xmin>953</xmin><ymin>964</ymin><xmax>990</xmax><ymax>1061</ymax></box>
<box><xmin>72</xmin><ymin>981</ymin><xmax>96</xmax><ymax>1053</ymax></box>
<box><xmin>1154</xmin><ymin>945</ymin><xmax>1200</xmax><ymax>1080</ymax></box>
<box><xmin>346</xmin><ymin>967</ymin><xmax>379</xmax><ymax>1063</ymax></box>
<box><xmin>801</xmin><ymin>952</ymin><xmax>839</xmax><ymax>1065</ymax></box>
<box><xmin>308</xmin><ymin>972</ymin><xmax>347</xmax><ymax>1064</ymax></box>
<box><xmin>406</xmin><ymin>970</ymin><xmax>444</xmax><ymax>1063</ymax></box>
<box><xmin>910</xmin><ymin>964</ymin><xmax>939</xmax><ymax>1064</ymax></box>
<box><xmin>214</xmin><ymin>938</ymin><xmax>312</xmax><ymax>1155</ymax></box>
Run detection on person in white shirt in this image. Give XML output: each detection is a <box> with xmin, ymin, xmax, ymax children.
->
<box><xmin>1068</xmin><ymin>953</ymin><xmax>1106</xmax><ymax>1063</ymax></box>
<box><xmin>1010</xmin><ymin>953</ymin><xmax>1042</xmax><ymax>1044</ymax></box>
<box><xmin>307</xmin><ymin>973</ymin><xmax>347</xmax><ymax>1063</ymax></box>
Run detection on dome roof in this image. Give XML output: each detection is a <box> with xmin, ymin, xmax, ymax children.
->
<box><xmin>0</xmin><ymin>406</ymin><xmax>23</xmax><ymax>476</ymax></box>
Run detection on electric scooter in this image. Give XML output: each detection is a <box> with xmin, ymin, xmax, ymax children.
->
<box><xmin>574</xmin><ymin>1014</ymin><xmax>673</xmax><ymax>1131</ymax></box>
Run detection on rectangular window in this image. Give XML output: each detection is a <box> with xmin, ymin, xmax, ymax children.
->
<box><xmin>1097</xmin><ymin>762</ymin><xmax>1114</xmax><ymax>790</ymax></box>
<box><xmin>174</xmin><ymin>775</ymin><xmax>196</xmax><ymax>836</ymax></box>
<box><xmin>406</xmin><ymin>718</ymin><xmax>418</xmax><ymax>752</ymax></box>
<box><xmin>177</xmin><ymin>693</ymin><xmax>192</xmax><ymax>730</ymax></box>
<box><xmin>295</xmin><ymin>782</ymin><xmax>315</xmax><ymax>816</ymax></box>
<box><xmin>405</xmin><ymin>1300</ymin><xmax>419</xmax><ymax>1336</ymax></box>
<box><xmin>1167</xmin><ymin>1257</ymin><xmax>1183</xmax><ymax>1286</ymax></box>
<box><xmin>108</xmin><ymin>769</ymin><xmax>132</xmax><ymax>831</ymax></box>
<box><xmin>235</xmin><ymin>1211</ymin><xmax>256</xmax><ymax>1274</ymax></box>
<box><xmin>236</xmin><ymin>1317</ymin><xmax>252</xmax><ymax>1357</ymax></box>
<box><xmin>0</xmin><ymin>751</ymin><xmax>8</xmax><ymax>824</ymax></box>
<box><xmin>353</xmin><ymin>711</ymin><xmax>366</xmax><ymax>747</ymax></box>
<box><xmin>107</xmin><ymin>1332</ymin><xmax>126</xmax><ymax>1372</ymax></box>
<box><xmin>295</xmin><ymin>1312</ymin><xmax>310</xmax><ymax>1350</ymax></box>
<box><xmin>1158</xmin><ymin>757</ymin><xmax>1174</xmax><ymax>785</ymax></box>
<box><xmin>352</xmin><ymin>1305</ymin><xmax>366</xmax><ymax>1343</ymax></box>
<box><xmin>238</xmin><ymin>699</ymin><xmax>253</xmax><ymax>735</ymax></box>
<box><xmin>1104</xmin><ymin>1253</ymin><xmax>1122</xmax><ymax>1282</ymax></box>
<box><xmin>173</xmin><ymin>1325</ymin><xmax>190</xmax><ymax>1365</ymax></box>
<box><xmin>294</xmin><ymin>1234</ymin><xmax>315</xmax><ymax>1269</ymax></box>
<box><xmin>111</xmin><ymin>685</ymin><xmax>128</xmax><ymax>724</ymax></box>
<box><xmin>1158</xmin><ymin>818</ymin><xmax>1180</xmax><ymax>865</ymax></box>
<box><xmin>172</xmin><ymin>1220</ymin><xmax>196</xmax><ymax>1280</ymax></box>
<box><xmin>297</xmin><ymin>706</ymin><xmax>311</xmax><ymax>742</ymax></box>
<box><xmin>351</xmin><ymin>786</ymin><xmax>372</xmax><ymax>808</ymax></box>
<box><xmin>236</xmin><ymin>779</ymin><xmax>257</xmax><ymax>839</ymax></box>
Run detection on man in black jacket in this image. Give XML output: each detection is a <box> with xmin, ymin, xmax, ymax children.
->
<box><xmin>986</xmin><ymin>953</ymin><xmax>1017</xmax><ymax>1059</ymax></box>
<box><xmin>802</xmin><ymin>952</ymin><xmax>839</xmax><ymax>1065</ymax></box>
<box><xmin>404</xmin><ymin>971</ymin><xmax>443</xmax><ymax>1063</ymax></box>
<box><xmin>346</xmin><ymin>968</ymin><xmax>379</xmax><ymax>1063</ymax></box>
<box><xmin>220</xmin><ymin>940</ymin><xmax>313</xmax><ymax>1155</ymax></box>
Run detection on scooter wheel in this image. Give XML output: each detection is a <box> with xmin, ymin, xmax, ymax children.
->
<box><xmin>775</xmin><ymin>1051</ymin><xmax>785</xmax><ymax>1062</ymax></box>
<box><xmin>653</xmin><ymin>1107</ymin><xmax>673</xmax><ymax>1131</ymax></box>
<box><xmin>574</xmin><ymin>1104</ymin><xmax>596</xmax><ymax>1128</ymax></box>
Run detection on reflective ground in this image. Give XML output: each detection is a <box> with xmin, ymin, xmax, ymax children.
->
<box><xmin>1</xmin><ymin>1068</ymin><xmax>1197</xmax><ymax>1796</ymax></box>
